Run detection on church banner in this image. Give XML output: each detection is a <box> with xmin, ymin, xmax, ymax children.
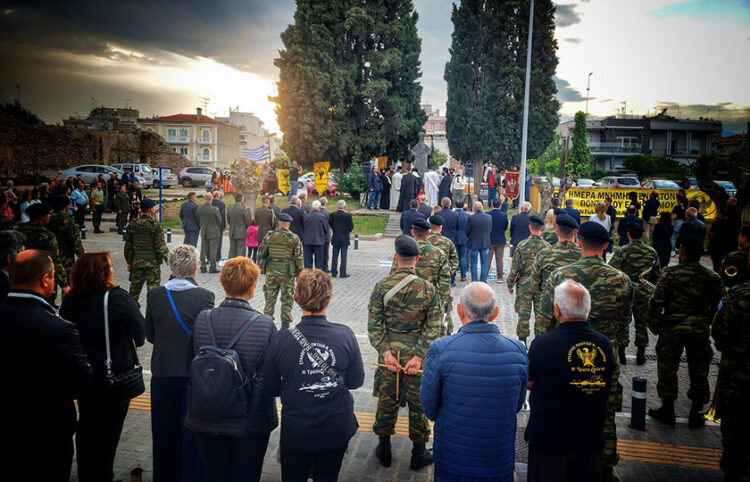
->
<box><xmin>561</xmin><ymin>188</ymin><xmax>717</xmax><ymax>220</ymax></box>
<box><xmin>377</xmin><ymin>156</ymin><xmax>389</xmax><ymax>170</ymax></box>
<box><xmin>277</xmin><ymin>169</ymin><xmax>291</xmax><ymax>195</ymax></box>
<box><xmin>504</xmin><ymin>170</ymin><xmax>521</xmax><ymax>200</ymax></box>
<box><xmin>314</xmin><ymin>161</ymin><xmax>330</xmax><ymax>195</ymax></box>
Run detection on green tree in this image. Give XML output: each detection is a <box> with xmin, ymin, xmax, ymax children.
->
<box><xmin>568</xmin><ymin>111</ymin><xmax>591</xmax><ymax>176</ymax></box>
<box><xmin>338</xmin><ymin>161</ymin><xmax>367</xmax><ymax>199</ymax></box>
<box><xmin>430</xmin><ymin>149</ymin><xmax>448</xmax><ymax>169</ymax></box>
<box><xmin>0</xmin><ymin>100</ymin><xmax>42</xmax><ymax>125</ymax></box>
<box><xmin>692</xmin><ymin>151</ymin><xmax>749</xmax><ymax>214</ymax></box>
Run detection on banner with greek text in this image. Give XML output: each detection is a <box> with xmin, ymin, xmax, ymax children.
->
<box><xmin>561</xmin><ymin>188</ymin><xmax>717</xmax><ymax>220</ymax></box>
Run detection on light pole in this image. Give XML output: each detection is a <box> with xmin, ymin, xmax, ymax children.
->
<box><xmin>585</xmin><ymin>72</ymin><xmax>593</xmax><ymax>115</ymax></box>
<box><xmin>519</xmin><ymin>0</ymin><xmax>535</xmax><ymax>205</ymax></box>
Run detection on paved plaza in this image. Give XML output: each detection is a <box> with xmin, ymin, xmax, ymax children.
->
<box><xmin>70</xmin><ymin>230</ymin><xmax>725</xmax><ymax>481</ymax></box>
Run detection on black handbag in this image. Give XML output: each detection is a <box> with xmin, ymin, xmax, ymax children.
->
<box><xmin>103</xmin><ymin>290</ymin><xmax>145</xmax><ymax>405</ymax></box>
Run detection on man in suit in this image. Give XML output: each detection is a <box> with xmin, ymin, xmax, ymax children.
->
<box><xmin>211</xmin><ymin>191</ymin><xmax>226</xmax><ymax>262</ymax></box>
<box><xmin>400</xmin><ymin>199</ymin><xmax>426</xmax><ymax>236</ymax></box>
<box><xmin>454</xmin><ymin>200</ymin><xmax>470</xmax><ymax>283</ymax></box>
<box><xmin>0</xmin><ymin>249</ymin><xmax>93</xmax><ymax>481</ymax></box>
<box><xmin>227</xmin><ymin>193</ymin><xmax>251</xmax><ymax>258</ymax></box>
<box><xmin>319</xmin><ymin>197</ymin><xmax>333</xmax><ymax>271</ymax></box>
<box><xmin>418</xmin><ymin>194</ymin><xmax>433</xmax><ymax>218</ymax></box>
<box><xmin>179</xmin><ymin>192</ymin><xmax>200</xmax><ymax>247</ymax></box>
<box><xmin>269</xmin><ymin>194</ymin><xmax>282</xmax><ymax>218</ymax></box>
<box><xmin>255</xmin><ymin>195</ymin><xmax>276</xmax><ymax>246</ymax></box>
<box><xmin>197</xmin><ymin>194</ymin><xmax>222</xmax><ymax>273</ymax></box>
<box><xmin>329</xmin><ymin>199</ymin><xmax>354</xmax><ymax>278</ymax></box>
<box><xmin>488</xmin><ymin>197</ymin><xmax>509</xmax><ymax>283</ymax></box>
<box><xmin>563</xmin><ymin>198</ymin><xmax>582</xmax><ymax>226</ymax></box>
<box><xmin>282</xmin><ymin>195</ymin><xmax>305</xmax><ymax>239</ymax></box>
<box><xmin>299</xmin><ymin>191</ymin><xmax>312</xmax><ymax>214</ymax></box>
<box><xmin>438</xmin><ymin>197</ymin><xmax>458</xmax><ymax>245</ymax></box>
<box><xmin>509</xmin><ymin>201</ymin><xmax>531</xmax><ymax>257</ymax></box>
<box><xmin>301</xmin><ymin>200</ymin><xmax>330</xmax><ymax>269</ymax></box>
<box><xmin>0</xmin><ymin>230</ymin><xmax>25</xmax><ymax>302</ymax></box>
<box><xmin>466</xmin><ymin>201</ymin><xmax>492</xmax><ymax>283</ymax></box>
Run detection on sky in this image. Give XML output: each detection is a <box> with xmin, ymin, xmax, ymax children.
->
<box><xmin>1</xmin><ymin>0</ymin><xmax>749</xmax><ymax>134</ymax></box>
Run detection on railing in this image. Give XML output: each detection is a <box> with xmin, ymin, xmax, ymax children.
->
<box><xmin>165</xmin><ymin>135</ymin><xmax>190</xmax><ymax>143</ymax></box>
<box><xmin>196</xmin><ymin>155</ymin><xmax>212</xmax><ymax>163</ymax></box>
<box><xmin>590</xmin><ymin>142</ymin><xmax>642</xmax><ymax>153</ymax></box>
<box><xmin>198</xmin><ymin>137</ymin><xmax>213</xmax><ymax>144</ymax></box>
<box><xmin>651</xmin><ymin>148</ymin><xmax>701</xmax><ymax>156</ymax></box>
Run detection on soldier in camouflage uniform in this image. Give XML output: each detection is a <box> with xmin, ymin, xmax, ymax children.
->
<box><xmin>124</xmin><ymin>198</ymin><xmax>169</xmax><ymax>307</ymax></box>
<box><xmin>507</xmin><ymin>215</ymin><xmax>549</xmax><ymax>344</ymax></box>
<box><xmin>258</xmin><ymin>212</ymin><xmax>303</xmax><ymax>330</ymax></box>
<box><xmin>369</xmin><ymin>235</ymin><xmax>441</xmax><ymax>470</ymax></box>
<box><xmin>47</xmin><ymin>196</ymin><xmax>84</xmax><ymax>285</ymax></box>
<box><xmin>528</xmin><ymin>214</ymin><xmax>581</xmax><ymax>334</ymax></box>
<box><xmin>647</xmin><ymin>235</ymin><xmax>724</xmax><ymax>428</ymax></box>
<box><xmin>426</xmin><ymin>215</ymin><xmax>458</xmax><ymax>335</ymax></box>
<box><xmin>719</xmin><ymin>225</ymin><xmax>750</xmax><ymax>288</ymax></box>
<box><xmin>712</xmin><ymin>250</ymin><xmax>750</xmax><ymax>481</ymax></box>
<box><xmin>608</xmin><ymin>222</ymin><xmax>660</xmax><ymax>365</ymax></box>
<box><xmin>15</xmin><ymin>202</ymin><xmax>69</xmax><ymax>301</ymax></box>
<box><xmin>538</xmin><ymin>222</ymin><xmax>633</xmax><ymax>480</ymax></box>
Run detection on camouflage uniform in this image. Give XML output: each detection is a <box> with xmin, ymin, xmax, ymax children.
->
<box><xmin>124</xmin><ymin>215</ymin><xmax>169</xmax><ymax>306</ymax></box>
<box><xmin>427</xmin><ymin>233</ymin><xmax>459</xmax><ymax>334</ymax></box>
<box><xmin>539</xmin><ymin>255</ymin><xmax>633</xmax><ymax>468</ymax></box>
<box><xmin>47</xmin><ymin>211</ymin><xmax>84</xmax><ymax>283</ymax></box>
<box><xmin>712</xmin><ymin>280</ymin><xmax>750</xmax><ymax>480</ymax></box>
<box><xmin>720</xmin><ymin>247</ymin><xmax>750</xmax><ymax>288</ymax></box>
<box><xmin>507</xmin><ymin>234</ymin><xmax>549</xmax><ymax>339</ymax></box>
<box><xmin>258</xmin><ymin>228</ymin><xmax>303</xmax><ymax>329</ymax></box>
<box><xmin>528</xmin><ymin>240</ymin><xmax>581</xmax><ymax>334</ymax></box>
<box><xmin>647</xmin><ymin>261</ymin><xmax>724</xmax><ymax>407</ymax></box>
<box><xmin>368</xmin><ymin>268</ymin><xmax>442</xmax><ymax>442</ymax></box>
<box><xmin>608</xmin><ymin>240</ymin><xmax>661</xmax><ymax>348</ymax></box>
<box><xmin>542</xmin><ymin>229</ymin><xmax>558</xmax><ymax>246</ymax></box>
<box><xmin>390</xmin><ymin>239</ymin><xmax>451</xmax><ymax>319</ymax></box>
<box><xmin>15</xmin><ymin>222</ymin><xmax>68</xmax><ymax>291</ymax></box>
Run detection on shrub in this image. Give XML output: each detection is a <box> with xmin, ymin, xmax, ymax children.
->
<box><xmin>338</xmin><ymin>162</ymin><xmax>367</xmax><ymax>198</ymax></box>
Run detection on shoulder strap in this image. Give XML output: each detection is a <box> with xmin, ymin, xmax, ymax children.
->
<box><xmin>383</xmin><ymin>274</ymin><xmax>418</xmax><ymax>308</ymax></box>
<box><xmin>165</xmin><ymin>289</ymin><xmax>190</xmax><ymax>335</ymax></box>
<box><xmin>103</xmin><ymin>290</ymin><xmax>113</xmax><ymax>376</ymax></box>
<box><xmin>225</xmin><ymin>312</ymin><xmax>262</xmax><ymax>350</ymax></box>
<box><xmin>290</xmin><ymin>327</ymin><xmax>344</xmax><ymax>385</ymax></box>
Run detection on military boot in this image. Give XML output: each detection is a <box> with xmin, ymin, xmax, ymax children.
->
<box><xmin>410</xmin><ymin>443</ymin><xmax>434</xmax><ymax>470</ymax></box>
<box><xmin>618</xmin><ymin>347</ymin><xmax>627</xmax><ymax>365</ymax></box>
<box><xmin>375</xmin><ymin>436</ymin><xmax>392</xmax><ymax>467</ymax></box>
<box><xmin>636</xmin><ymin>347</ymin><xmax>646</xmax><ymax>366</ymax></box>
<box><xmin>648</xmin><ymin>401</ymin><xmax>676</xmax><ymax>426</ymax></box>
<box><xmin>688</xmin><ymin>402</ymin><xmax>705</xmax><ymax>428</ymax></box>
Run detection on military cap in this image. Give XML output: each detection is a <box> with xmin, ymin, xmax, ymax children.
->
<box><xmin>529</xmin><ymin>215</ymin><xmax>544</xmax><ymax>226</ymax></box>
<box><xmin>412</xmin><ymin>217</ymin><xmax>431</xmax><ymax>231</ymax></box>
<box><xmin>140</xmin><ymin>198</ymin><xmax>156</xmax><ymax>210</ymax></box>
<box><xmin>555</xmin><ymin>213</ymin><xmax>578</xmax><ymax>228</ymax></box>
<box><xmin>395</xmin><ymin>235</ymin><xmax>420</xmax><ymax>257</ymax></box>
<box><xmin>627</xmin><ymin>222</ymin><xmax>645</xmax><ymax>235</ymax></box>
<box><xmin>50</xmin><ymin>195</ymin><xmax>70</xmax><ymax>210</ymax></box>
<box><xmin>278</xmin><ymin>212</ymin><xmax>293</xmax><ymax>222</ymax></box>
<box><xmin>26</xmin><ymin>202</ymin><xmax>52</xmax><ymax>218</ymax></box>
<box><xmin>578</xmin><ymin>222</ymin><xmax>609</xmax><ymax>243</ymax></box>
<box><xmin>429</xmin><ymin>215</ymin><xmax>444</xmax><ymax>226</ymax></box>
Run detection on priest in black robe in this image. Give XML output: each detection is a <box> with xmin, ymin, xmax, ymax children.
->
<box><xmin>397</xmin><ymin>168</ymin><xmax>418</xmax><ymax>212</ymax></box>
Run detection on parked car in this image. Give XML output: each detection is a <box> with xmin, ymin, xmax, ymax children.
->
<box><xmin>642</xmin><ymin>178</ymin><xmax>680</xmax><ymax>190</ymax></box>
<box><xmin>715</xmin><ymin>180</ymin><xmax>737</xmax><ymax>198</ymax></box>
<box><xmin>304</xmin><ymin>172</ymin><xmax>339</xmax><ymax>196</ymax></box>
<box><xmin>60</xmin><ymin>164</ymin><xmax>122</xmax><ymax>185</ymax></box>
<box><xmin>152</xmin><ymin>168</ymin><xmax>177</xmax><ymax>188</ymax></box>
<box><xmin>598</xmin><ymin>176</ymin><xmax>641</xmax><ymax>188</ymax></box>
<box><xmin>576</xmin><ymin>178</ymin><xmax>596</xmax><ymax>187</ymax></box>
<box><xmin>111</xmin><ymin>163</ymin><xmax>154</xmax><ymax>186</ymax></box>
<box><xmin>178</xmin><ymin>166</ymin><xmax>216</xmax><ymax>188</ymax></box>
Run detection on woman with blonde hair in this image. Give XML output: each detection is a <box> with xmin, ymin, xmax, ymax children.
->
<box><xmin>542</xmin><ymin>209</ymin><xmax>558</xmax><ymax>245</ymax></box>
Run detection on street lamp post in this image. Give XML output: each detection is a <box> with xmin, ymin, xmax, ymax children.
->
<box><xmin>519</xmin><ymin>0</ymin><xmax>535</xmax><ymax>205</ymax></box>
<box><xmin>586</xmin><ymin>72</ymin><xmax>593</xmax><ymax>115</ymax></box>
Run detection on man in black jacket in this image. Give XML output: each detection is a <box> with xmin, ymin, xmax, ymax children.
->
<box><xmin>0</xmin><ymin>249</ymin><xmax>93</xmax><ymax>481</ymax></box>
<box><xmin>282</xmin><ymin>195</ymin><xmax>305</xmax><ymax>239</ymax></box>
<box><xmin>329</xmin><ymin>200</ymin><xmax>354</xmax><ymax>278</ymax></box>
<box><xmin>0</xmin><ymin>229</ymin><xmax>25</xmax><ymax>302</ymax></box>
<box><xmin>212</xmin><ymin>191</ymin><xmax>227</xmax><ymax>262</ymax></box>
<box><xmin>509</xmin><ymin>201</ymin><xmax>531</xmax><ymax>257</ymax></box>
<box><xmin>302</xmin><ymin>201</ymin><xmax>330</xmax><ymax>270</ymax></box>
<box><xmin>400</xmin><ymin>199</ymin><xmax>426</xmax><ymax>236</ymax></box>
<box><xmin>466</xmin><ymin>201</ymin><xmax>492</xmax><ymax>283</ymax></box>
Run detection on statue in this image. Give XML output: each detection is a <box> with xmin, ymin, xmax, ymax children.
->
<box><xmin>410</xmin><ymin>133</ymin><xmax>432</xmax><ymax>175</ymax></box>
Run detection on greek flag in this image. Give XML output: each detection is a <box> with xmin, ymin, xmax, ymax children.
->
<box><xmin>243</xmin><ymin>141</ymin><xmax>270</xmax><ymax>161</ymax></box>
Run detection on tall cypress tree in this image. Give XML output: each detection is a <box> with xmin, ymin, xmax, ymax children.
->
<box><xmin>569</xmin><ymin>111</ymin><xmax>592</xmax><ymax>176</ymax></box>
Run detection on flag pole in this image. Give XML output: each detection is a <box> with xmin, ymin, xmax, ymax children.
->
<box><xmin>519</xmin><ymin>0</ymin><xmax>534</xmax><ymax>205</ymax></box>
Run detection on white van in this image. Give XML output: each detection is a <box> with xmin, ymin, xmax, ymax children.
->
<box><xmin>111</xmin><ymin>163</ymin><xmax>154</xmax><ymax>186</ymax></box>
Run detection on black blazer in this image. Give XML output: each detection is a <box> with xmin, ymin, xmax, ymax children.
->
<box><xmin>509</xmin><ymin>212</ymin><xmax>531</xmax><ymax>247</ymax></box>
<box><xmin>282</xmin><ymin>205</ymin><xmax>305</xmax><ymax>239</ymax></box>
<box><xmin>418</xmin><ymin>203</ymin><xmax>433</xmax><ymax>219</ymax></box>
<box><xmin>329</xmin><ymin>210</ymin><xmax>354</xmax><ymax>247</ymax></box>
<box><xmin>466</xmin><ymin>211</ymin><xmax>492</xmax><ymax>250</ymax></box>
<box><xmin>439</xmin><ymin>208</ymin><xmax>459</xmax><ymax>244</ymax></box>
<box><xmin>180</xmin><ymin>200</ymin><xmax>200</xmax><ymax>231</ymax></box>
<box><xmin>400</xmin><ymin>209</ymin><xmax>426</xmax><ymax>236</ymax></box>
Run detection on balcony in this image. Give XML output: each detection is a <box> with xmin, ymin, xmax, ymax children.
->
<box><xmin>165</xmin><ymin>135</ymin><xmax>190</xmax><ymax>143</ymax></box>
<box><xmin>590</xmin><ymin>142</ymin><xmax>642</xmax><ymax>154</ymax></box>
<box><xmin>198</xmin><ymin>137</ymin><xmax>213</xmax><ymax>144</ymax></box>
<box><xmin>196</xmin><ymin>155</ymin><xmax>212</xmax><ymax>163</ymax></box>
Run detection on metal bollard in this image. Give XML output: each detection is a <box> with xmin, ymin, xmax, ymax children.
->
<box><xmin>629</xmin><ymin>376</ymin><xmax>647</xmax><ymax>431</ymax></box>
<box><xmin>122</xmin><ymin>227</ymin><xmax>127</xmax><ymax>242</ymax></box>
<box><xmin>167</xmin><ymin>228</ymin><xmax>172</xmax><ymax>244</ymax></box>
<box><xmin>80</xmin><ymin>226</ymin><xmax>86</xmax><ymax>240</ymax></box>
<box><xmin>354</xmin><ymin>234</ymin><xmax>359</xmax><ymax>250</ymax></box>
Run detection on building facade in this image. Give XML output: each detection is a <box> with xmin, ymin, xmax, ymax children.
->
<box><xmin>421</xmin><ymin>103</ymin><xmax>450</xmax><ymax>160</ymax></box>
<box><xmin>216</xmin><ymin>108</ymin><xmax>284</xmax><ymax>161</ymax></box>
<box><xmin>139</xmin><ymin>108</ymin><xmax>240</xmax><ymax>168</ymax></box>
<box><xmin>63</xmin><ymin>106</ymin><xmax>139</xmax><ymax>131</ymax></box>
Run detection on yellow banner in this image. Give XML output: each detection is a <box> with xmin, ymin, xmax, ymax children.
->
<box><xmin>313</xmin><ymin>161</ymin><xmax>330</xmax><ymax>195</ymax></box>
<box><xmin>561</xmin><ymin>188</ymin><xmax>717</xmax><ymax>220</ymax></box>
<box><xmin>277</xmin><ymin>169</ymin><xmax>291</xmax><ymax>195</ymax></box>
<box><xmin>377</xmin><ymin>156</ymin><xmax>388</xmax><ymax>170</ymax></box>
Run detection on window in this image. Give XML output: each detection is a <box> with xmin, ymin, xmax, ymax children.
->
<box><xmin>179</xmin><ymin>147</ymin><xmax>188</xmax><ymax>156</ymax></box>
<box><xmin>202</xmin><ymin>148</ymin><xmax>210</xmax><ymax>157</ymax></box>
<box><xmin>202</xmin><ymin>130</ymin><xmax>210</xmax><ymax>141</ymax></box>
<box><xmin>146</xmin><ymin>127</ymin><xmax>154</xmax><ymax>132</ymax></box>
<box><xmin>172</xmin><ymin>147</ymin><xmax>177</xmax><ymax>152</ymax></box>
<box><xmin>167</xmin><ymin>128</ymin><xmax>176</xmax><ymax>137</ymax></box>
<box><xmin>179</xmin><ymin>128</ymin><xmax>189</xmax><ymax>137</ymax></box>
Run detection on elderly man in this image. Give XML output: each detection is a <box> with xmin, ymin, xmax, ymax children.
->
<box><xmin>197</xmin><ymin>194</ymin><xmax>222</xmax><ymax>274</ymax></box>
<box><xmin>400</xmin><ymin>199</ymin><xmax>425</xmax><ymax>236</ymax></box>
<box><xmin>301</xmin><ymin>200</ymin><xmax>330</xmax><ymax>270</ymax></box>
<box><xmin>677</xmin><ymin>207</ymin><xmax>706</xmax><ymax>249</ymax></box>
<box><xmin>227</xmin><ymin>193</ymin><xmax>251</xmax><ymax>259</ymax></box>
<box><xmin>282</xmin><ymin>195</ymin><xmax>305</xmax><ymax>238</ymax></box>
<box><xmin>563</xmin><ymin>198</ymin><xmax>581</xmax><ymax>226</ymax></box>
<box><xmin>255</xmin><ymin>195</ymin><xmax>276</xmax><ymax>246</ymax></box>
<box><xmin>211</xmin><ymin>191</ymin><xmax>227</xmax><ymax>262</ymax></box>
<box><xmin>179</xmin><ymin>192</ymin><xmax>200</xmax><ymax>247</ymax></box>
<box><xmin>319</xmin><ymin>197</ymin><xmax>332</xmax><ymax>271</ymax></box>
<box><xmin>329</xmin><ymin>199</ymin><xmax>353</xmax><ymax>278</ymax></box>
<box><xmin>466</xmin><ymin>201</ymin><xmax>492</xmax><ymax>283</ymax></box>
<box><xmin>299</xmin><ymin>191</ymin><xmax>312</xmax><ymax>214</ymax></box>
<box><xmin>417</xmin><ymin>194</ymin><xmax>432</xmax><ymax>218</ymax></box>
<box><xmin>421</xmin><ymin>282</ymin><xmax>528</xmax><ymax>481</ymax></box>
<box><xmin>526</xmin><ymin>280</ymin><xmax>614</xmax><ymax>482</ymax></box>
<box><xmin>509</xmin><ymin>201</ymin><xmax>532</xmax><ymax>257</ymax></box>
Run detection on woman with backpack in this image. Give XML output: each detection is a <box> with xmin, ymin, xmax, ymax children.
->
<box><xmin>262</xmin><ymin>269</ymin><xmax>365</xmax><ymax>481</ymax></box>
<box><xmin>185</xmin><ymin>257</ymin><xmax>278</xmax><ymax>482</ymax></box>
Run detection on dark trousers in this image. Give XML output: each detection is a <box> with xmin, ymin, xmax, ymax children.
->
<box><xmin>527</xmin><ymin>446</ymin><xmax>602</xmax><ymax>482</ymax></box>
<box><xmin>452</xmin><ymin>244</ymin><xmax>467</xmax><ymax>283</ymax></box>
<box><xmin>184</xmin><ymin>230</ymin><xmax>199</xmax><ymax>247</ymax></box>
<box><xmin>75</xmin><ymin>396</ymin><xmax>130</xmax><ymax>482</ymax></box>
<box><xmin>1</xmin><ymin>428</ymin><xmax>74</xmax><ymax>482</ymax></box>
<box><xmin>216</xmin><ymin>230</ymin><xmax>224</xmax><ymax>262</ymax></box>
<box><xmin>248</xmin><ymin>246</ymin><xmax>258</xmax><ymax>263</ymax></box>
<box><xmin>92</xmin><ymin>204</ymin><xmax>104</xmax><ymax>231</ymax></box>
<box><xmin>304</xmin><ymin>244</ymin><xmax>324</xmax><ymax>269</ymax></box>
<box><xmin>116</xmin><ymin>212</ymin><xmax>128</xmax><ymax>234</ymax></box>
<box><xmin>323</xmin><ymin>241</ymin><xmax>330</xmax><ymax>270</ymax></box>
<box><xmin>75</xmin><ymin>204</ymin><xmax>86</xmax><ymax>227</ymax></box>
<box><xmin>331</xmin><ymin>244</ymin><xmax>348</xmax><ymax>276</ymax></box>
<box><xmin>151</xmin><ymin>377</ymin><xmax>203</xmax><ymax>482</ymax></box>
<box><xmin>195</xmin><ymin>431</ymin><xmax>270</xmax><ymax>482</ymax></box>
<box><xmin>280</xmin><ymin>444</ymin><xmax>348</xmax><ymax>482</ymax></box>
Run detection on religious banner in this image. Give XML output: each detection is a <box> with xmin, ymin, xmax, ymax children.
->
<box><xmin>377</xmin><ymin>156</ymin><xmax>388</xmax><ymax>170</ymax></box>
<box><xmin>504</xmin><ymin>170</ymin><xmax>521</xmax><ymax>200</ymax></box>
<box><xmin>561</xmin><ymin>187</ymin><xmax>717</xmax><ymax>220</ymax></box>
<box><xmin>277</xmin><ymin>168</ymin><xmax>291</xmax><ymax>195</ymax></box>
<box><xmin>313</xmin><ymin>161</ymin><xmax>330</xmax><ymax>195</ymax></box>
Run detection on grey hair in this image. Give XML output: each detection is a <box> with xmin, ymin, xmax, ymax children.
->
<box><xmin>204</xmin><ymin>193</ymin><xmax>213</xmax><ymax>203</ymax></box>
<box><xmin>299</xmin><ymin>191</ymin><xmax>308</xmax><ymax>200</ymax></box>
<box><xmin>565</xmin><ymin>198</ymin><xmax>574</xmax><ymax>206</ymax></box>
<box><xmin>337</xmin><ymin>199</ymin><xmax>346</xmax><ymax>209</ymax></box>
<box><xmin>686</xmin><ymin>207</ymin><xmax>697</xmax><ymax>219</ymax></box>
<box><xmin>520</xmin><ymin>201</ymin><xmax>531</xmax><ymax>212</ymax></box>
<box><xmin>290</xmin><ymin>195</ymin><xmax>300</xmax><ymax>206</ymax></box>
<box><xmin>554</xmin><ymin>279</ymin><xmax>591</xmax><ymax>320</ymax></box>
<box><xmin>311</xmin><ymin>200</ymin><xmax>321</xmax><ymax>210</ymax></box>
<box><xmin>319</xmin><ymin>197</ymin><xmax>328</xmax><ymax>206</ymax></box>
<box><xmin>168</xmin><ymin>245</ymin><xmax>200</xmax><ymax>278</ymax></box>
<box><xmin>473</xmin><ymin>201</ymin><xmax>483</xmax><ymax>213</ymax></box>
<box><xmin>459</xmin><ymin>282</ymin><xmax>497</xmax><ymax>321</ymax></box>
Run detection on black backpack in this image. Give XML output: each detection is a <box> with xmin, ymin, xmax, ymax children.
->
<box><xmin>188</xmin><ymin>311</ymin><xmax>261</xmax><ymax>421</ymax></box>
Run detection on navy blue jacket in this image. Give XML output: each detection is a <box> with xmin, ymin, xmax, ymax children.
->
<box><xmin>563</xmin><ymin>206</ymin><xmax>581</xmax><ymax>226</ymax></box>
<box><xmin>488</xmin><ymin>208</ymin><xmax>509</xmax><ymax>245</ymax></box>
<box><xmin>617</xmin><ymin>215</ymin><xmax>643</xmax><ymax>246</ymax></box>
<box><xmin>421</xmin><ymin>322</ymin><xmax>528</xmax><ymax>479</ymax></box>
<box><xmin>400</xmin><ymin>209</ymin><xmax>426</xmax><ymax>236</ymax></box>
<box><xmin>179</xmin><ymin>200</ymin><xmax>200</xmax><ymax>232</ymax></box>
<box><xmin>455</xmin><ymin>209</ymin><xmax>469</xmax><ymax>246</ymax></box>
<box><xmin>466</xmin><ymin>211</ymin><xmax>492</xmax><ymax>250</ymax></box>
<box><xmin>302</xmin><ymin>209</ymin><xmax>330</xmax><ymax>246</ymax></box>
<box><xmin>439</xmin><ymin>208</ymin><xmax>459</xmax><ymax>244</ymax></box>
<box><xmin>509</xmin><ymin>212</ymin><xmax>531</xmax><ymax>248</ymax></box>
<box><xmin>643</xmin><ymin>198</ymin><xmax>660</xmax><ymax>221</ymax></box>
<box><xmin>282</xmin><ymin>205</ymin><xmax>305</xmax><ymax>239</ymax></box>
<box><xmin>367</xmin><ymin>172</ymin><xmax>382</xmax><ymax>192</ymax></box>
<box><xmin>212</xmin><ymin>199</ymin><xmax>227</xmax><ymax>231</ymax></box>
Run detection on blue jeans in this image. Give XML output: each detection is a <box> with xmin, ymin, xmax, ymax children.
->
<box><xmin>288</xmin><ymin>181</ymin><xmax>297</xmax><ymax>201</ymax></box>
<box><xmin>671</xmin><ymin>219</ymin><xmax>683</xmax><ymax>251</ymax></box>
<box><xmin>367</xmin><ymin>191</ymin><xmax>381</xmax><ymax>209</ymax></box>
<box><xmin>487</xmin><ymin>187</ymin><xmax>496</xmax><ymax>207</ymax></box>
<box><xmin>453</xmin><ymin>244</ymin><xmax>467</xmax><ymax>283</ymax></box>
<box><xmin>469</xmin><ymin>248</ymin><xmax>489</xmax><ymax>283</ymax></box>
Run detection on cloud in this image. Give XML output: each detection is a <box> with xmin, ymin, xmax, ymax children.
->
<box><xmin>555</xmin><ymin>4</ymin><xmax>582</xmax><ymax>27</ymax></box>
<box><xmin>554</xmin><ymin>76</ymin><xmax>587</xmax><ymax>102</ymax></box>
<box><xmin>653</xmin><ymin>101</ymin><xmax>750</xmax><ymax>132</ymax></box>
<box><xmin>563</xmin><ymin>38</ymin><xmax>583</xmax><ymax>44</ymax></box>
<box><xmin>648</xmin><ymin>0</ymin><xmax>750</xmax><ymax>29</ymax></box>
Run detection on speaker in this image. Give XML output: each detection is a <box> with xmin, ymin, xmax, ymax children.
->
<box><xmin>464</xmin><ymin>162</ymin><xmax>474</xmax><ymax>177</ymax></box>
<box><xmin>362</xmin><ymin>160</ymin><xmax>371</xmax><ymax>175</ymax></box>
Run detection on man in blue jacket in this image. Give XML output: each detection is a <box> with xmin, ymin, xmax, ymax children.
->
<box><xmin>453</xmin><ymin>200</ymin><xmax>470</xmax><ymax>283</ymax></box>
<box><xmin>488</xmin><ymin>197</ymin><xmax>509</xmax><ymax>283</ymax></box>
<box><xmin>400</xmin><ymin>199</ymin><xmax>425</xmax><ymax>236</ymax></box>
<box><xmin>563</xmin><ymin>198</ymin><xmax>582</xmax><ymax>226</ymax></box>
<box><xmin>367</xmin><ymin>166</ymin><xmax>382</xmax><ymax>210</ymax></box>
<box><xmin>421</xmin><ymin>282</ymin><xmax>528</xmax><ymax>481</ymax></box>
<box><xmin>438</xmin><ymin>198</ymin><xmax>458</xmax><ymax>244</ymax></box>
<box><xmin>179</xmin><ymin>192</ymin><xmax>200</xmax><ymax>247</ymax></box>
